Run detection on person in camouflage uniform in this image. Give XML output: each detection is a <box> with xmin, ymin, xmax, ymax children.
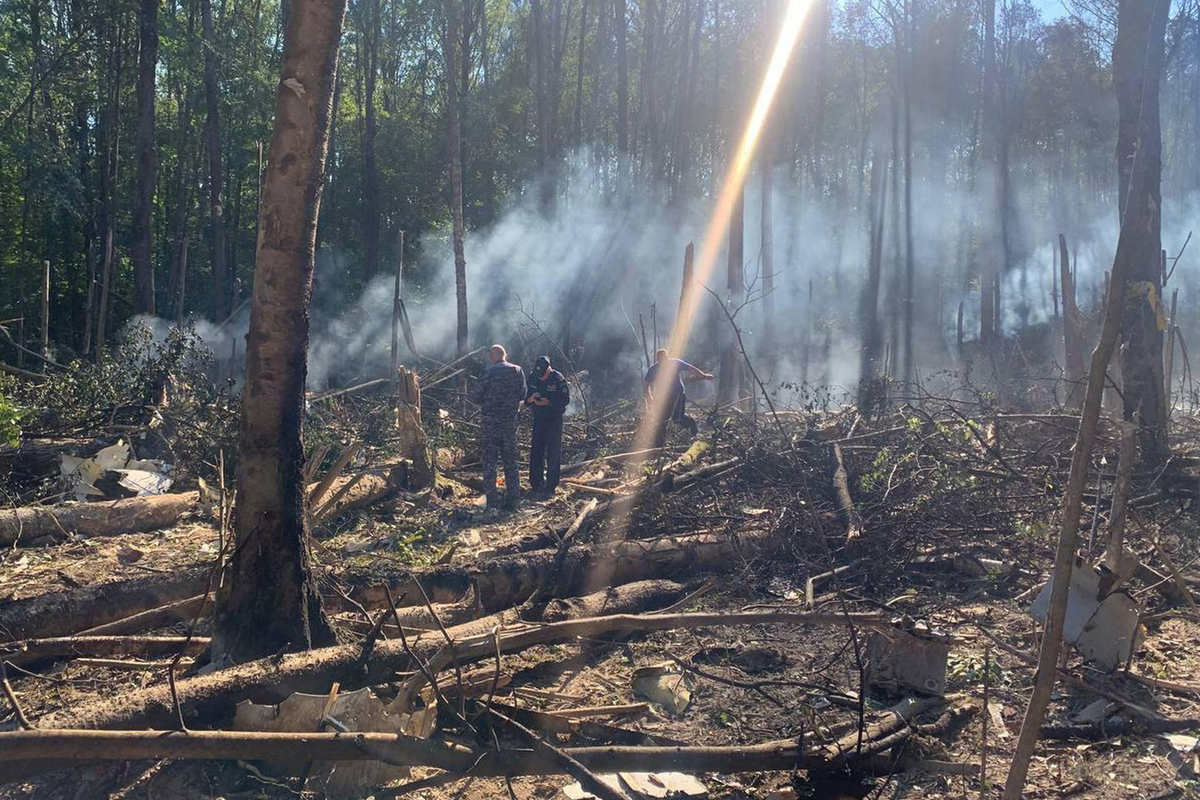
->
<box><xmin>472</xmin><ymin>344</ymin><xmax>526</xmax><ymax>510</ymax></box>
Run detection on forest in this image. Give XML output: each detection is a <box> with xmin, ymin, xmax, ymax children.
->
<box><xmin>2</xmin><ymin>0</ymin><xmax>1200</xmax><ymax>799</ymax></box>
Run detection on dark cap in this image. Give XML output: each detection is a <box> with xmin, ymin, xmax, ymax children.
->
<box><xmin>534</xmin><ymin>356</ymin><xmax>551</xmax><ymax>372</ymax></box>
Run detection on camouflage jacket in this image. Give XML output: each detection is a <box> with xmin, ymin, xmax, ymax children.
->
<box><xmin>473</xmin><ymin>360</ymin><xmax>527</xmax><ymax>423</ymax></box>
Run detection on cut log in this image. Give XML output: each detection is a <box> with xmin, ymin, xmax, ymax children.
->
<box><xmin>0</xmin><ymin>567</ymin><xmax>209</xmax><ymax>643</ymax></box>
<box><xmin>0</xmin><ymin>491</ymin><xmax>200</xmax><ymax>546</ymax></box>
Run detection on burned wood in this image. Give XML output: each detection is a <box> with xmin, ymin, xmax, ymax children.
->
<box><xmin>2</xmin><ymin>635</ymin><xmax>209</xmax><ymax>665</ymax></box>
<box><xmin>0</xmin><ymin>568</ymin><xmax>209</xmax><ymax>643</ymax></box>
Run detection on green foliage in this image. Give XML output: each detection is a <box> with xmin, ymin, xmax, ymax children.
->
<box><xmin>946</xmin><ymin>651</ymin><xmax>1007</xmax><ymax>689</ymax></box>
<box><xmin>0</xmin><ymin>384</ymin><xmax>21</xmax><ymax>447</ymax></box>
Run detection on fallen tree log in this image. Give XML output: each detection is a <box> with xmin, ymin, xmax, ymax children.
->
<box><xmin>0</xmin><ymin>462</ymin><xmax>408</xmax><ymax>548</ymax></box>
<box><xmin>0</xmin><ymin>567</ymin><xmax>209</xmax><ymax>643</ymax></box>
<box><xmin>0</xmin><ymin>696</ymin><xmax>941</xmax><ymax>782</ymax></box>
<box><xmin>0</xmin><ymin>724</ymin><xmax>941</xmax><ymax>776</ymax></box>
<box><xmin>4</xmin><ymin>527</ymin><xmax>772</xmax><ymax>645</ymax></box>
<box><xmin>17</xmin><ymin>610</ymin><xmax>893</xmax><ymax>744</ymax></box>
<box><xmin>0</xmin><ymin>491</ymin><xmax>200</xmax><ymax>546</ymax></box>
<box><xmin>2</xmin><ymin>635</ymin><xmax>209</xmax><ymax>665</ymax></box>
<box><xmin>78</xmin><ymin>593</ymin><xmax>212</xmax><ymax>637</ymax></box>
<box><xmin>540</xmin><ymin>580</ymin><xmax>685</xmax><ymax>622</ymax></box>
<box><xmin>347</xmin><ymin>527</ymin><xmax>780</xmax><ymax>613</ymax></box>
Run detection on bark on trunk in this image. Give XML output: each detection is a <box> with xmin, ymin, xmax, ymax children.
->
<box><xmin>1060</xmin><ymin>234</ymin><xmax>1085</xmax><ymax>407</ymax></box>
<box><xmin>443</xmin><ymin>0</ymin><xmax>469</xmax><ymax>357</ymax></box>
<box><xmin>131</xmin><ymin>0</ymin><xmax>158</xmax><ymax>316</ymax></box>
<box><xmin>0</xmin><ymin>568</ymin><xmax>209</xmax><ymax>644</ymax></box>
<box><xmin>858</xmin><ymin>141</ymin><xmax>887</xmax><ymax>409</ymax></box>
<box><xmin>1116</xmin><ymin>0</ymin><xmax>1170</xmax><ymax>468</ymax></box>
<box><xmin>717</xmin><ymin>186</ymin><xmax>745</xmax><ymax>404</ymax></box>
<box><xmin>212</xmin><ymin>0</ymin><xmax>348</xmax><ymax>663</ymax></box>
<box><xmin>615</xmin><ymin>0</ymin><xmax>628</xmax><ymax>185</ymax></box>
<box><xmin>979</xmin><ymin>0</ymin><xmax>997</xmax><ymax>349</ymax></box>
<box><xmin>360</xmin><ymin>0</ymin><xmax>381</xmax><ymax>282</ymax></box>
<box><xmin>201</xmin><ymin>0</ymin><xmax>230</xmax><ymax>320</ymax></box>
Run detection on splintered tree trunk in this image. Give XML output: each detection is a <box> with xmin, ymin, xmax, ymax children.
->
<box><xmin>1002</xmin><ymin>3</ymin><xmax>1171</xmax><ymax>797</ymax></box>
<box><xmin>132</xmin><ymin>0</ymin><xmax>158</xmax><ymax>316</ymax></box>
<box><xmin>212</xmin><ymin>0</ymin><xmax>347</xmax><ymax>664</ymax></box>
<box><xmin>1060</xmin><ymin>234</ymin><xmax>1084</xmax><ymax>407</ymax></box>
<box><xmin>443</xmin><ymin>0</ymin><xmax>468</xmax><ymax>357</ymax></box>
<box><xmin>1116</xmin><ymin>0</ymin><xmax>1170</xmax><ymax>468</ymax></box>
<box><xmin>202</xmin><ymin>0</ymin><xmax>230</xmax><ymax>320</ymax></box>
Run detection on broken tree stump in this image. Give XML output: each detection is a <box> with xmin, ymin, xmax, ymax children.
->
<box><xmin>395</xmin><ymin>367</ymin><xmax>434</xmax><ymax>489</ymax></box>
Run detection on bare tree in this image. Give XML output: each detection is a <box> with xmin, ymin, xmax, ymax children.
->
<box><xmin>212</xmin><ymin>0</ymin><xmax>348</xmax><ymax>663</ymax></box>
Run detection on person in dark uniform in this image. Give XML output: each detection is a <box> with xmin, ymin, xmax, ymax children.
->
<box><xmin>472</xmin><ymin>344</ymin><xmax>526</xmax><ymax>511</ymax></box>
<box><xmin>644</xmin><ymin>349</ymin><xmax>712</xmax><ymax>446</ymax></box>
<box><xmin>525</xmin><ymin>355</ymin><xmax>569</xmax><ymax>497</ymax></box>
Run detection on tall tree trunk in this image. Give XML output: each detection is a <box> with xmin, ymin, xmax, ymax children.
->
<box><xmin>615</xmin><ymin>0</ymin><xmax>628</xmax><ymax>186</ymax></box>
<box><xmin>1060</xmin><ymin>234</ymin><xmax>1084</xmax><ymax>407</ymax></box>
<box><xmin>1116</xmin><ymin>0</ymin><xmax>1170</xmax><ymax>468</ymax></box>
<box><xmin>900</xmin><ymin>0</ymin><xmax>915</xmax><ymax>385</ymax></box>
<box><xmin>717</xmin><ymin>186</ymin><xmax>745</xmax><ymax>404</ymax></box>
<box><xmin>131</xmin><ymin>0</ymin><xmax>158</xmax><ymax>316</ymax></box>
<box><xmin>202</xmin><ymin>0</ymin><xmax>230</xmax><ymax>320</ymax></box>
<box><xmin>360</xmin><ymin>0</ymin><xmax>380</xmax><ymax>283</ymax></box>
<box><xmin>1001</xmin><ymin>7</ymin><xmax>1171</xmax><ymax>795</ymax></box>
<box><xmin>168</xmin><ymin>89</ymin><xmax>197</xmax><ymax>327</ymax></box>
<box><xmin>72</xmin><ymin>0</ymin><xmax>97</xmax><ymax>355</ymax></box>
<box><xmin>212</xmin><ymin>0</ymin><xmax>347</xmax><ymax>664</ymax></box>
<box><xmin>760</xmin><ymin>133</ymin><xmax>774</xmax><ymax>353</ymax></box>
<box><xmin>443</xmin><ymin>0</ymin><xmax>469</xmax><ymax>357</ymax></box>
<box><xmin>858</xmin><ymin>140</ymin><xmax>886</xmax><ymax>409</ymax></box>
<box><xmin>979</xmin><ymin>0</ymin><xmax>997</xmax><ymax>348</ymax></box>
<box><xmin>95</xmin><ymin>15</ymin><xmax>124</xmax><ymax>359</ymax></box>
<box><xmin>573</xmin><ymin>0</ymin><xmax>589</xmax><ymax>148</ymax></box>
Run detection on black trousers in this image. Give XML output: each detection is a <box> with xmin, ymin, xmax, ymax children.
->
<box><xmin>530</xmin><ymin>413</ymin><xmax>564</xmax><ymax>490</ymax></box>
<box><xmin>652</xmin><ymin>393</ymin><xmax>697</xmax><ymax>447</ymax></box>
